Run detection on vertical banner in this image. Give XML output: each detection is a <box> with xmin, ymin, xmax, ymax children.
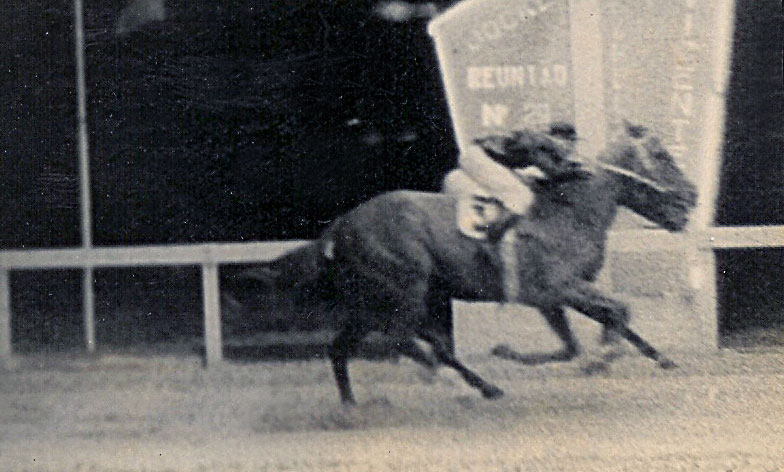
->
<box><xmin>600</xmin><ymin>0</ymin><xmax>732</xmax><ymax>230</ymax></box>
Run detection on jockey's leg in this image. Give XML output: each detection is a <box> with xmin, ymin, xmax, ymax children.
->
<box><xmin>443</xmin><ymin>167</ymin><xmax>533</xmax><ymax>303</ymax></box>
<box><xmin>488</xmin><ymin>184</ymin><xmax>534</xmax><ymax>304</ymax></box>
<box><xmin>442</xmin><ymin>168</ymin><xmax>482</xmax><ymax>196</ymax></box>
<box><xmin>442</xmin><ymin>169</ymin><xmax>498</xmax><ymax>240</ymax></box>
<box><xmin>498</xmin><ymin>229</ymin><xmax>521</xmax><ymax>303</ymax></box>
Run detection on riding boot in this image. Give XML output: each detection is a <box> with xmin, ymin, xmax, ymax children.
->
<box><xmin>486</xmin><ymin>213</ymin><xmax>522</xmax><ymax>303</ymax></box>
<box><xmin>497</xmin><ymin>229</ymin><xmax>521</xmax><ymax>303</ymax></box>
<box><xmin>486</xmin><ymin>212</ymin><xmax>520</xmax><ymax>245</ymax></box>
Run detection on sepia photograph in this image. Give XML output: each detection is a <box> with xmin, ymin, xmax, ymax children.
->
<box><xmin>1</xmin><ymin>0</ymin><xmax>782</xmax><ymax>470</ymax></box>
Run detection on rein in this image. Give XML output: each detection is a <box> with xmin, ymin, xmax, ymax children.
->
<box><xmin>591</xmin><ymin>136</ymin><xmax>672</xmax><ymax>194</ymax></box>
<box><xmin>502</xmin><ymin>133</ymin><xmax>676</xmax><ymax>197</ymax></box>
<box><xmin>569</xmin><ymin>144</ymin><xmax>672</xmax><ymax>195</ymax></box>
<box><xmin>510</xmin><ymin>158</ymin><xmax>670</xmax><ymax>195</ymax></box>
<box><xmin>593</xmin><ymin>162</ymin><xmax>670</xmax><ymax>194</ymax></box>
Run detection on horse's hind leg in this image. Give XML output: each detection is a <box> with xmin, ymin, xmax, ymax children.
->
<box><xmin>563</xmin><ymin>281</ymin><xmax>676</xmax><ymax>369</ymax></box>
<box><xmin>328</xmin><ymin>324</ymin><xmax>368</xmax><ymax>405</ymax></box>
<box><xmin>395</xmin><ymin>338</ymin><xmax>438</xmax><ymax>369</ymax></box>
<box><xmin>425</xmin><ymin>284</ymin><xmax>455</xmax><ymax>355</ymax></box>
<box><xmin>419</xmin><ymin>330</ymin><xmax>504</xmax><ymax>400</ymax></box>
<box><xmin>492</xmin><ymin>306</ymin><xmax>581</xmax><ymax>364</ymax></box>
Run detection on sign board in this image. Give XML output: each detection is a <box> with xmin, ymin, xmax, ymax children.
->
<box><xmin>428</xmin><ymin>0</ymin><xmax>575</xmax><ymax>151</ymax></box>
<box><xmin>429</xmin><ymin>0</ymin><xmax>735</xmax><ymax>357</ymax></box>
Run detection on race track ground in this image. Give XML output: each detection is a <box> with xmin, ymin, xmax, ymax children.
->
<box><xmin>1</xmin><ymin>347</ymin><xmax>782</xmax><ymax>471</ymax></box>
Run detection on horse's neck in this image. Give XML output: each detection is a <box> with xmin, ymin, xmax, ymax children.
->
<box><xmin>535</xmin><ymin>172</ymin><xmax>620</xmax><ymax>233</ymax></box>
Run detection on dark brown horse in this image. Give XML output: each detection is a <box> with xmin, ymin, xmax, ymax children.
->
<box><xmin>226</xmin><ymin>123</ymin><xmax>697</xmax><ymax>404</ymax></box>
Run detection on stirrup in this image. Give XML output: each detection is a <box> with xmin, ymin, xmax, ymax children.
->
<box><xmin>487</xmin><ymin>213</ymin><xmax>520</xmax><ymax>244</ymax></box>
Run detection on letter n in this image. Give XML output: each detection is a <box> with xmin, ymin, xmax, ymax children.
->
<box><xmin>481</xmin><ymin>104</ymin><xmax>509</xmax><ymax>127</ymax></box>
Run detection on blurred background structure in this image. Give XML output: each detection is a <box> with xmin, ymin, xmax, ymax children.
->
<box><xmin>0</xmin><ymin>0</ymin><xmax>781</xmax><ymax>352</ymax></box>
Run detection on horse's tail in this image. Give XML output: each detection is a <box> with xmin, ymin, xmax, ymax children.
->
<box><xmin>231</xmin><ymin>218</ymin><xmax>343</xmax><ymax>295</ymax></box>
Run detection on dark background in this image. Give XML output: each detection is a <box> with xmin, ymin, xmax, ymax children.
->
<box><xmin>1</xmin><ymin>0</ymin><xmax>457</xmax><ymax>247</ymax></box>
<box><xmin>1</xmin><ymin>0</ymin><xmax>781</xmax><ymax>350</ymax></box>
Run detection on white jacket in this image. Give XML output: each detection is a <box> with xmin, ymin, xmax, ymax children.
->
<box><xmin>445</xmin><ymin>145</ymin><xmax>535</xmax><ymax>215</ymax></box>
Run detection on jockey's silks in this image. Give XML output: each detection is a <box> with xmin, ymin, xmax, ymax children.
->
<box><xmin>457</xmin><ymin>145</ymin><xmax>536</xmax><ymax>215</ymax></box>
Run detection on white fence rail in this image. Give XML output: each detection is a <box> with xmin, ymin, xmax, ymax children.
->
<box><xmin>0</xmin><ymin>226</ymin><xmax>782</xmax><ymax>368</ymax></box>
<box><xmin>0</xmin><ymin>240</ymin><xmax>308</xmax><ymax>368</ymax></box>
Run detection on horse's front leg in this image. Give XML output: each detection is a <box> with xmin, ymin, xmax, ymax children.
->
<box><xmin>562</xmin><ymin>281</ymin><xmax>677</xmax><ymax>369</ymax></box>
<box><xmin>394</xmin><ymin>337</ymin><xmax>439</xmax><ymax>369</ymax></box>
<box><xmin>492</xmin><ymin>306</ymin><xmax>581</xmax><ymax>364</ymax></box>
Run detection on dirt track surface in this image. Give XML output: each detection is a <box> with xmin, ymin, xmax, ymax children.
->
<box><xmin>1</xmin><ymin>349</ymin><xmax>782</xmax><ymax>471</ymax></box>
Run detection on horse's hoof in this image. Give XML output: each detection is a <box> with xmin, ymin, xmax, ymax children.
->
<box><xmin>341</xmin><ymin>397</ymin><xmax>357</xmax><ymax>407</ymax></box>
<box><xmin>491</xmin><ymin>344</ymin><xmax>514</xmax><ymax>358</ymax></box>
<box><xmin>601</xmin><ymin>347</ymin><xmax>627</xmax><ymax>363</ymax></box>
<box><xmin>581</xmin><ymin>360</ymin><xmax>609</xmax><ymax>376</ymax></box>
<box><xmin>416</xmin><ymin>365</ymin><xmax>439</xmax><ymax>384</ymax></box>
<box><xmin>549</xmin><ymin>348</ymin><xmax>576</xmax><ymax>362</ymax></box>
<box><xmin>481</xmin><ymin>385</ymin><xmax>504</xmax><ymax>400</ymax></box>
<box><xmin>658</xmin><ymin>358</ymin><xmax>678</xmax><ymax>370</ymax></box>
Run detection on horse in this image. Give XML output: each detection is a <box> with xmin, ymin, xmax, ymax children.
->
<box><xmin>225</xmin><ymin>122</ymin><xmax>697</xmax><ymax>404</ymax></box>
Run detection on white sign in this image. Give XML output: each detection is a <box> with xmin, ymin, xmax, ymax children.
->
<box><xmin>429</xmin><ymin>0</ymin><xmax>733</xmax><ymax>229</ymax></box>
<box><xmin>428</xmin><ymin>0</ymin><xmax>575</xmax><ymax>147</ymax></box>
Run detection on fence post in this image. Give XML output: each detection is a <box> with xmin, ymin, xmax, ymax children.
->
<box><xmin>688</xmin><ymin>236</ymin><xmax>719</xmax><ymax>350</ymax></box>
<box><xmin>83</xmin><ymin>267</ymin><xmax>96</xmax><ymax>352</ymax></box>
<box><xmin>0</xmin><ymin>269</ymin><xmax>14</xmax><ymax>369</ymax></box>
<box><xmin>202</xmin><ymin>262</ymin><xmax>223</xmax><ymax>366</ymax></box>
<box><xmin>689</xmin><ymin>0</ymin><xmax>736</xmax><ymax>351</ymax></box>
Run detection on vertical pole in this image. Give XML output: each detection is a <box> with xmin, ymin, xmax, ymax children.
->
<box><xmin>689</xmin><ymin>244</ymin><xmax>719</xmax><ymax>350</ymax></box>
<box><xmin>83</xmin><ymin>267</ymin><xmax>96</xmax><ymax>352</ymax></box>
<box><xmin>568</xmin><ymin>0</ymin><xmax>606</xmax><ymax>158</ymax></box>
<box><xmin>202</xmin><ymin>263</ymin><xmax>223</xmax><ymax>366</ymax></box>
<box><xmin>689</xmin><ymin>0</ymin><xmax>736</xmax><ymax>350</ymax></box>
<box><xmin>74</xmin><ymin>0</ymin><xmax>96</xmax><ymax>352</ymax></box>
<box><xmin>0</xmin><ymin>269</ymin><xmax>13</xmax><ymax>369</ymax></box>
<box><xmin>569</xmin><ymin>0</ymin><xmax>612</xmax><ymax>293</ymax></box>
<box><xmin>693</xmin><ymin>0</ymin><xmax>736</xmax><ymax>229</ymax></box>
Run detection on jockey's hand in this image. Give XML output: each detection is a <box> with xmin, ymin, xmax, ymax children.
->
<box><xmin>537</xmin><ymin>166</ymin><xmax>594</xmax><ymax>186</ymax></box>
<box><xmin>486</xmin><ymin>211</ymin><xmax>520</xmax><ymax>244</ymax></box>
<box><xmin>513</xmin><ymin>166</ymin><xmax>547</xmax><ymax>185</ymax></box>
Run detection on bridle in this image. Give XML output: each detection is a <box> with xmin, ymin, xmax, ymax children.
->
<box><xmin>576</xmin><ymin>134</ymin><xmax>672</xmax><ymax>195</ymax></box>
<box><xmin>492</xmin><ymin>127</ymin><xmax>676</xmax><ymax>196</ymax></box>
<box><xmin>592</xmin><ymin>161</ymin><xmax>670</xmax><ymax>194</ymax></box>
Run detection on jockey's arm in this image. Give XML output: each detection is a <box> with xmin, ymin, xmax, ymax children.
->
<box><xmin>458</xmin><ymin>145</ymin><xmax>536</xmax><ymax>215</ymax></box>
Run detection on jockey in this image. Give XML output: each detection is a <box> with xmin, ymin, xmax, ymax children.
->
<box><xmin>442</xmin><ymin>122</ymin><xmax>578</xmax><ymax>302</ymax></box>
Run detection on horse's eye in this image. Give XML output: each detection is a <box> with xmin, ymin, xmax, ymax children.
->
<box><xmin>538</xmin><ymin>145</ymin><xmax>561</xmax><ymax>162</ymax></box>
<box><xmin>628</xmin><ymin>125</ymin><xmax>647</xmax><ymax>138</ymax></box>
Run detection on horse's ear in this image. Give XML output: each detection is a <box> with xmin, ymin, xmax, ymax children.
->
<box><xmin>647</xmin><ymin>136</ymin><xmax>677</xmax><ymax>167</ymax></box>
<box><xmin>474</xmin><ymin>134</ymin><xmax>511</xmax><ymax>158</ymax></box>
<box><xmin>622</xmin><ymin>120</ymin><xmax>648</xmax><ymax>138</ymax></box>
<box><xmin>548</xmin><ymin>121</ymin><xmax>577</xmax><ymax>141</ymax></box>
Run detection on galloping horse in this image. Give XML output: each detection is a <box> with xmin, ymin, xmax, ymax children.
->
<box><xmin>226</xmin><ymin>123</ymin><xmax>697</xmax><ymax>404</ymax></box>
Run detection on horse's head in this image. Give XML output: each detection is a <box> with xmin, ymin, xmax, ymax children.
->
<box><xmin>601</xmin><ymin>122</ymin><xmax>698</xmax><ymax>231</ymax></box>
<box><xmin>473</xmin><ymin>122</ymin><xmax>586</xmax><ymax>180</ymax></box>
